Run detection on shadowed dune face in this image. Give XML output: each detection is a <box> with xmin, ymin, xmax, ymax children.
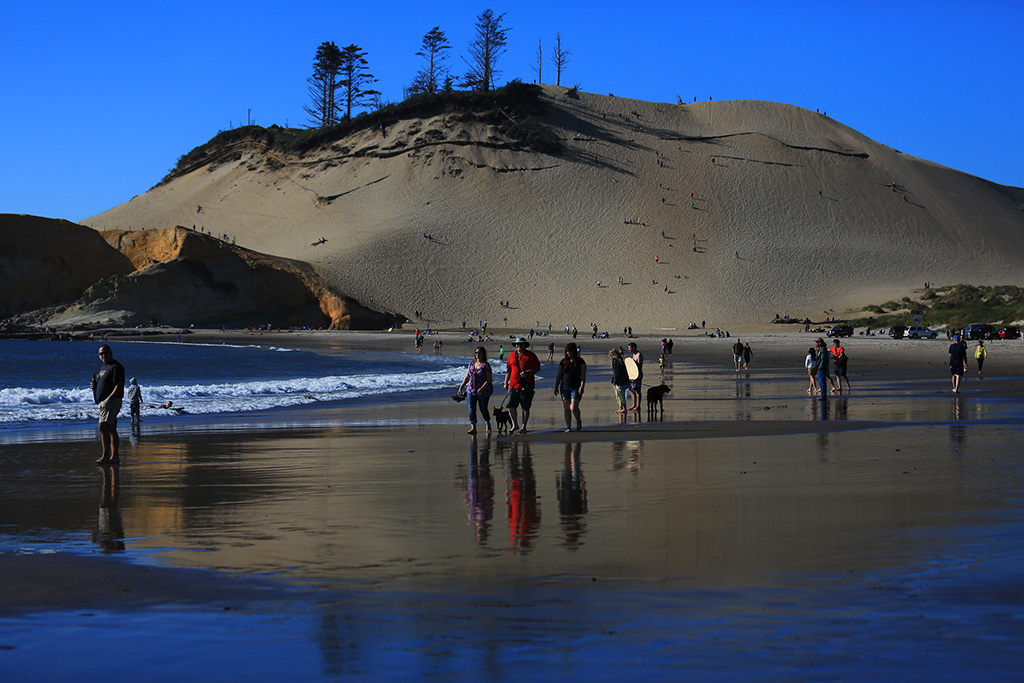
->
<box><xmin>0</xmin><ymin>220</ymin><xmax>400</xmax><ymax>330</ymax></box>
<box><xmin>86</xmin><ymin>86</ymin><xmax>1024</xmax><ymax>331</ymax></box>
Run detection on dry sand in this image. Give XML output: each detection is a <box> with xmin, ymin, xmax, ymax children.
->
<box><xmin>85</xmin><ymin>86</ymin><xmax>1024</xmax><ymax>332</ymax></box>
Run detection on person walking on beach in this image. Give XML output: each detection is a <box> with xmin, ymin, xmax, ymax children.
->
<box><xmin>609</xmin><ymin>348</ymin><xmax>630</xmax><ymax>414</ymax></box>
<box><xmin>949</xmin><ymin>334</ymin><xmax>968</xmax><ymax>393</ymax></box>
<box><xmin>547</xmin><ymin>342</ymin><xmax>555</xmax><ymax>362</ymax></box>
<box><xmin>91</xmin><ymin>345</ymin><xmax>125</xmax><ymax>464</ymax></box>
<box><xmin>732</xmin><ymin>339</ymin><xmax>745</xmax><ymax>371</ymax></box>
<box><xmin>833</xmin><ymin>344</ymin><xmax>851</xmax><ymax>393</ymax></box>
<box><xmin>554</xmin><ymin>343</ymin><xmax>587</xmax><ymax>432</ymax></box>
<box><xmin>627</xmin><ymin>342</ymin><xmax>644</xmax><ymax>411</ymax></box>
<box><xmin>504</xmin><ymin>337</ymin><xmax>541</xmax><ymax>433</ymax></box>
<box><xmin>458</xmin><ymin>346</ymin><xmax>494</xmax><ymax>435</ymax></box>
<box><xmin>814</xmin><ymin>338</ymin><xmax>835</xmax><ymax>399</ymax></box>
<box><xmin>974</xmin><ymin>340</ymin><xmax>987</xmax><ymax>374</ymax></box>
<box><xmin>126</xmin><ymin>377</ymin><xmax>143</xmax><ymax>424</ymax></box>
<box><xmin>742</xmin><ymin>343</ymin><xmax>752</xmax><ymax>370</ymax></box>
<box><xmin>805</xmin><ymin>347</ymin><xmax>819</xmax><ymax>395</ymax></box>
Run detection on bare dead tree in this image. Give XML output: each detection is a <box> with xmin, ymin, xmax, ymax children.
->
<box><xmin>550</xmin><ymin>32</ymin><xmax>570</xmax><ymax>87</ymax></box>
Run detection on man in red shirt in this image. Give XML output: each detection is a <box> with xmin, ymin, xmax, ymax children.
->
<box><xmin>504</xmin><ymin>337</ymin><xmax>541</xmax><ymax>434</ymax></box>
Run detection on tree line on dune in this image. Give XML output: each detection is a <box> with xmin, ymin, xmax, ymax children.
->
<box><xmin>304</xmin><ymin>9</ymin><xmax>571</xmax><ymax>129</ymax></box>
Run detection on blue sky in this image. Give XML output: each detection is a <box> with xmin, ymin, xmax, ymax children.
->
<box><xmin>2</xmin><ymin>0</ymin><xmax>1021</xmax><ymax>222</ymax></box>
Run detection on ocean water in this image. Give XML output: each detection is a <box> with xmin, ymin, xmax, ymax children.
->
<box><xmin>0</xmin><ymin>338</ymin><xmax>476</xmax><ymax>431</ymax></box>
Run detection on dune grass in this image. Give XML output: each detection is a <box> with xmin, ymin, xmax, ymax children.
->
<box><xmin>850</xmin><ymin>284</ymin><xmax>1024</xmax><ymax>329</ymax></box>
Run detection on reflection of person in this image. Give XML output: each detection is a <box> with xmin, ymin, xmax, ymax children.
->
<box><xmin>127</xmin><ymin>377</ymin><xmax>143</xmax><ymax>424</ymax></box>
<box><xmin>627</xmin><ymin>342</ymin><xmax>644</xmax><ymax>411</ymax></box>
<box><xmin>949</xmin><ymin>335</ymin><xmax>968</xmax><ymax>393</ymax></box>
<box><xmin>93</xmin><ymin>463</ymin><xmax>125</xmax><ymax>552</ymax></box>
<box><xmin>91</xmin><ymin>345</ymin><xmax>124</xmax><ymax>465</ymax></box>
<box><xmin>458</xmin><ymin>346</ymin><xmax>494</xmax><ymax>435</ymax></box>
<box><xmin>464</xmin><ymin>436</ymin><xmax>494</xmax><ymax>545</ymax></box>
<box><xmin>504</xmin><ymin>337</ymin><xmax>541</xmax><ymax>434</ymax></box>
<box><xmin>556</xmin><ymin>442</ymin><xmax>587</xmax><ymax>546</ymax></box>
<box><xmin>554</xmin><ymin>343</ymin><xmax>587</xmax><ymax>432</ymax></box>
<box><xmin>506</xmin><ymin>442</ymin><xmax>539</xmax><ymax>552</ymax></box>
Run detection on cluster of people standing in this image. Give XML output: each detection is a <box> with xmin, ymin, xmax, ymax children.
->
<box><xmin>805</xmin><ymin>338</ymin><xmax>850</xmax><ymax>399</ymax></box>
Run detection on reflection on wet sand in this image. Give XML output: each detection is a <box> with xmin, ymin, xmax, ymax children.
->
<box><xmin>556</xmin><ymin>442</ymin><xmax>587</xmax><ymax>548</ymax></box>
<box><xmin>505</xmin><ymin>441</ymin><xmax>539</xmax><ymax>553</ymax></box>
<box><xmin>93</xmin><ymin>465</ymin><xmax>124</xmax><ymax>553</ymax></box>
<box><xmin>464</xmin><ymin>436</ymin><xmax>494</xmax><ymax>545</ymax></box>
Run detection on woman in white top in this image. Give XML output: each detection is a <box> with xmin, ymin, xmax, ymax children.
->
<box><xmin>805</xmin><ymin>347</ymin><xmax>818</xmax><ymax>395</ymax></box>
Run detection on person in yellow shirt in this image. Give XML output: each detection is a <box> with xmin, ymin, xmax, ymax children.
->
<box><xmin>974</xmin><ymin>340</ymin><xmax>987</xmax><ymax>374</ymax></box>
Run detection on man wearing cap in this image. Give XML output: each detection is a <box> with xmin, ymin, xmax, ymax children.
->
<box><xmin>504</xmin><ymin>337</ymin><xmax>541</xmax><ymax>433</ymax></box>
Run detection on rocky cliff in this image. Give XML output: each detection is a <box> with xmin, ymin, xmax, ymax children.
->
<box><xmin>1</xmin><ymin>216</ymin><xmax>400</xmax><ymax>330</ymax></box>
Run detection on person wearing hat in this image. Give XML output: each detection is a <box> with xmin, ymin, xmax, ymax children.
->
<box><xmin>504</xmin><ymin>337</ymin><xmax>541</xmax><ymax>434</ymax></box>
<box><xmin>127</xmin><ymin>376</ymin><xmax>143</xmax><ymax>424</ymax></box>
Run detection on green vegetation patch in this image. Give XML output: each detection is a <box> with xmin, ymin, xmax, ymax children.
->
<box><xmin>850</xmin><ymin>284</ymin><xmax>1024</xmax><ymax>329</ymax></box>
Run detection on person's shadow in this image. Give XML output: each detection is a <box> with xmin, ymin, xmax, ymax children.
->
<box><xmin>93</xmin><ymin>465</ymin><xmax>125</xmax><ymax>553</ymax></box>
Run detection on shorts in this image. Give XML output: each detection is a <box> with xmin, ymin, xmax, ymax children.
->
<box><xmin>734</xmin><ymin>354</ymin><xmax>744</xmax><ymax>363</ymax></box>
<box><xmin>950</xmin><ymin>364</ymin><xmax>965</xmax><ymax>376</ymax></box>
<box><xmin>559</xmin><ymin>386</ymin><xmax>581</xmax><ymax>401</ymax></box>
<box><xmin>507</xmin><ymin>386</ymin><xmax>535</xmax><ymax>412</ymax></box>
<box><xmin>628</xmin><ymin>379</ymin><xmax>642</xmax><ymax>394</ymax></box>
<box><xmin>98</xmin><ymin>397</ymin><xmax>122</xmax><ymax>427</ymax></box>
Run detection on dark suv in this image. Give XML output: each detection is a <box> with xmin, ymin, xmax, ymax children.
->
<box><xmin>964</xmin><ymin>324</ymin><xmax>995</xmax><ymax>340</ymax></box>
<box><xmin>827</xmin><ymin>325</ymin><xmax>854</xmax><ymax>338</ymax></box>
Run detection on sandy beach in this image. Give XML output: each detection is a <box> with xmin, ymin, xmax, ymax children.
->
<box><xmin>1</xmin><ymin>330</ymin><xmax>1023</xmax><ymax>679</ymax></box>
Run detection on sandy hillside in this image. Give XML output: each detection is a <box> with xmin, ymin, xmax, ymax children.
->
<box><xmin>85</xmin><ymin>85</ymin><xmax>1024</xmax><ymax>333</ymax></box>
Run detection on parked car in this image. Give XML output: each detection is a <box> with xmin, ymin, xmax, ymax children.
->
<box><xmin>889</xmin><ymin>325</ymin><xmax>906</xmax><ymax>339</ymax></box>
<box><xmin>827</xmin><ymin>325</ymin><xmax>854</xmax><ymax>338</ymax></box>
<box><xmin>904</xmin><ymin>325</ymin><xmax>939</xmax><ymax>339</ymax></box>
<box><xmin>987</xmin><ymin>326</ymin><xmax>1021</xmax><ymax>340</ymax></box>
<box><xmin>964</xmin><ymin>323</ymin><xmax>995</xmax><ymax>340</ymax></box>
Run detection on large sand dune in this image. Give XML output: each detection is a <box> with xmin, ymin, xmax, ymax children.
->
<box><xmin>86</xmin><ymin>85</ymin><xmax>1024</xmax><ymax>332</ymax></box>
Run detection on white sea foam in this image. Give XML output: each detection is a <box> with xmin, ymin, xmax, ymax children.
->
<box><xmin>0</xmin><ymin>366</ymin><xmax>466</xmax><ymax>425</ymax></box>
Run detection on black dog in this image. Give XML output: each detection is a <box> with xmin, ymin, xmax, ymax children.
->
<box><xmin>492</xmin><ymin>406</ymin><xmax>512</xmax><ymax>434</ymax></box>
<box><xmin>646</xmin><ymin>384</ymin><xmax>671</xmax><ymax>416</ymax></box>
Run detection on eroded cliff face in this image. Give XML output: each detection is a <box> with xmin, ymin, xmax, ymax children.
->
<box><xmin>1</xmin><ymin>217</ymin><xmax>400</xmax><ymax>330</ymax></box>
<box><xmin>0</xmin><ymin>214</ymin><xmax>135</xmax><ymax>319</ymax></box>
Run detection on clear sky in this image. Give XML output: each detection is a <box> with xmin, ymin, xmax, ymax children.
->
<box><xmin>3</xmin><ymin>0</ymin><xmax>1021</xmax><ymax>222</ymax></box>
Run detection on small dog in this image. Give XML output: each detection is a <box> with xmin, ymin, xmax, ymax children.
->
<box><xmin>646</xmin><ymin>384</ymin><xmax>671</xmax><ymax>415</ymax></box>
<box><xmin>492</xmin><ymin>406</ymin><xmax>512</xmax><ymax>434</ymax></box>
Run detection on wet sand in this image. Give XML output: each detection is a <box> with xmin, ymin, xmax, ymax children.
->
<box><xmin>2</xmin><ymin>331</ymin><xmax>1023</xmax><ymax>678</ymax></box>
